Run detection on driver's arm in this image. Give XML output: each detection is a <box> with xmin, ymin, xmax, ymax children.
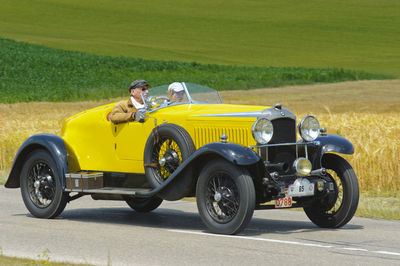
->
<box><xmin>109</xmin><ymin>101</ymin><xmax>136</xmax><ymax>124</ymax></box>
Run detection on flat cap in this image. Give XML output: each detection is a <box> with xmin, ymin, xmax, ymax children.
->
<box><xmin>128</xmin><ymin>80</ymin><xmax>149</xmax><ymax>91</ymax></box>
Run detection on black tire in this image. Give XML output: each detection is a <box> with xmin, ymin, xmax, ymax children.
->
<box><xmin>125</xmin><ymin>196</ymin><xmax>163</xmax><ymax>212</ymax></box>
<box><xmin>20</xmin><ymin>150</ymin><xmax>68</xmax><ymax>218</ymax></box>
<box><xmin>303</xmin><ymin>154</ymin><xmax>359</xmax><ymax>228</ymax></box>
<box><xmin>144</xmin><ymin>124</ymin><xmax>196</xmax><ymax>200</ymax></box>
<box><xmin>196</xmin><ymin>159</ymin><xmax>255</xmax><ymax>235</ymax></box>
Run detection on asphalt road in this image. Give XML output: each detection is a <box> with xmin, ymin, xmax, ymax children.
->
<box><xmin>1</xmin><ymin>186</ymin><xmax>399</xmax><ymax>266</ymax></box>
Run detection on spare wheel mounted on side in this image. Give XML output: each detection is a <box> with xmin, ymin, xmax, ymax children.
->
<box><xmin>144</xmin><ymin>123</ymin><xmax>196</xmax><ymax>200</ymax></box>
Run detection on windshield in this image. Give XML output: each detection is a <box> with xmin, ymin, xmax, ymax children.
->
<box><xmin>184</xmin><ymin>83</ymin><xmax>222</xmax><ymax>104</ymax></box>
<box><xmin>143</xmin><ymin>82</ymin><xmax>222</xmax><ymax>111</ymax></box>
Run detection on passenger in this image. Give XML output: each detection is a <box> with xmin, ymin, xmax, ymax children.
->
<box><xmin>109</xmin><ymin>80</ymin><xmax>149</xmax><ymax>124</ymax></box>
<box><xmin>167</xmin><ymin>82</ymin><xmax>185</xmax><ymax>103</ymax></box>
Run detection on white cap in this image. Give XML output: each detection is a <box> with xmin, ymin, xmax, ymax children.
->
<box><xmin>168</xmin><ymin>82</ymin><xmax>184</xmax><ymax>93</ymax></box>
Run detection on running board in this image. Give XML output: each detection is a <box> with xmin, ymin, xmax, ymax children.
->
<box><xmin>66</xmin><ymin>186</ymin><xmax>152</xmax><ymax>196</ymax></box>
<box><xmin>64</xmin><ymin>165</ymin><xmax>186</xmax><ymax>198</ymax></box>
<box><xmin>65</xmin><ymin>172</ymin><xmax>153</xmax><ymax>196</ymax></box>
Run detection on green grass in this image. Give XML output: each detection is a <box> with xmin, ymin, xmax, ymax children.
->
<box><xmin>0</xmin><ymin>255</ymin><xmax>91</xmax><ymax>266</ymax></box>
<box><xmin>0</xmin><ymin>38</ymin><xmax>389</xmax><ymax>103</ymax></box>
<box><xmin>356</xmin><ymin>196</ymin><xmax>400</xmax><ymax>220</ymax></box>
<box><xmin>0</xmin><ymin>0</ymin><xmax>398</xmax><ymax>76</ymax></box>
<box><xmin>0</xmin><ymin>171</ymin><xmax>6</xmax><ymax>185</ymax></box>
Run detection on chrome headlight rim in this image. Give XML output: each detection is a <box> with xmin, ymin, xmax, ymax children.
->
<box><xmin>298</xmin><ymin>115</ymin><xmax>320</xmax><ymax>142</ymax></box>
<box><xmin>252</xmin><ymin>117</ymin><xmax>274</xmax><ymax>145</ymax></box>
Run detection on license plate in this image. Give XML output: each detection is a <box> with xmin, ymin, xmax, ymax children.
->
<box><xmin>275</xmin><ymin>197</ymin><xmax>292</xmax><ymax>208</ymax></box>
<box><xmin>287</xmin><ymin>178</ymin><xmax>315</xmax><ymax>197</ymax></box>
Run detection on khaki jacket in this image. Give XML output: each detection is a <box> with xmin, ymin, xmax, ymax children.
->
<box><xmin>109</xmin><ymin>98</ymin><xmax>138</xmax><ymax>124</ymax></box>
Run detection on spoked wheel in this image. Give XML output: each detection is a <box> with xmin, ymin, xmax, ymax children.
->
<box><xmin>303</xmin><ymin>154</ymin><xmax>359</xmax><ymax>228</ymax></box>
<box><xmin>144</xmin><ymin>124</ymin><xmax>195</xmax><ymax>200</ymax></box>
<box><xmin>196</xmin><ymin>160</ymin><xmax>255</xmax><ymax>235</ymax></box>
<box><xmin>20</xmin><ymin>150</ymin><xmax>67</xmax><ymax>218</ymax></box>
<box><xmin>125</xmin><ymin>196</ymin><xmax>163</xmax><ymax>212</ymax></box>
<box><xmin>154</xmin><ymin>137</ymin><xmax>183</xmax><ymax>182</ymax></box>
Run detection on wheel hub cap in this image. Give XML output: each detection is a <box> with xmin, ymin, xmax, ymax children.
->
<box><xmin>214</xmin><ymin>192</ymin><xmax>222</xmax><ymax>202</ymax></box>
<box><xmin>162</xmin><ymin>149</ymin><xmax>180</xmax><ymax>172</ymax></box>
<box><xmin>159</xmin><ymin>157</ymin><xmax>166</xmax><ymax>166</ymax></box>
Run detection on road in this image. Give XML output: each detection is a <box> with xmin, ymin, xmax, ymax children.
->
<box><xmin>1</xmin><ymin>186</ymin><xmax>399</xmax><ymax>265</ymax></box>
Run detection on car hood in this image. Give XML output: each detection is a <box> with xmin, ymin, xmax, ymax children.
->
<box><xmin>187</xmin><ymin>104</ymin><xmax>269</xmax><ymax>118</ymax></box>
<box><xmin>151</xmin><ymin>103</ymin><xmax>270</xmax><ymax>122</ymax></box>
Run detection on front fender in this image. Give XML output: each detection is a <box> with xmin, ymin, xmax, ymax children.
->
<box><xmin>310</xmin><ymin>134</ymin><xmax>354</xmax><ymax>169</ymax></box>
<box><xmin>193</xmin><ymin>142</ymin><xmax>261</xmax><ymax>166</ymax></box>
<box><xmin>137</xmin><ymin>142</ymin><xmax>261</xmax><ymax>198</ymax></box>
<box><xmin>5</xmin><ymin>133</ymin><xmax>68</xmax><ymax>189</ymax></box>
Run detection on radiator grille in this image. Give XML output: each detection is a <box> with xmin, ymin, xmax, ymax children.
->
<box><xmin>268</xmin><ymin>118</ymin><xmax>297</xmax><ymax>172</ymax></box>
<box><xmin>270</xmin><ymin>118</ymin><xmax>296</xmax><ymax>144</ymax></box>
<box><xmin>194</xmin><ymin>127</ymin><xmax>250</xmax><ymax>148</ymax></box>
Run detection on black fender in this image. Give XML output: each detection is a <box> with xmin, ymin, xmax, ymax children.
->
<box><xmin>5</xmin><ymin>133</ymin><xmax>68</xmax><ymax>189</ymax></box>
<box><xmin>136</xmin><ymin>142</ymin><xmax>262</xmax><ymax>198</ymax></box>
<box><xmin>309</xmin><ymin>133</ymin><xmax>354</xmax><ymax>169</ymax></box>
<box><xmin>193</xmin><ymin>142</ymin><xmax>262</xmax><ymax>166</ymax></box>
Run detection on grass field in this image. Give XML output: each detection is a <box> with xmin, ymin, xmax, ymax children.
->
<box><xmin>0</xmin><ymin>38</ymin><xmax>387</xmax><ymax>103</ymax></box>
<box><xmin>0</xmin><ymin>0</ymin><xmax>399</xmax><ymax>76</ymax></box>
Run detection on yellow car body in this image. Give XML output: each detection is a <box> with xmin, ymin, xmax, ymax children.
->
<box><xmin>61</xmin><ymin>102</ymin><xmax>266</xmax><ymax>174</ymax></box>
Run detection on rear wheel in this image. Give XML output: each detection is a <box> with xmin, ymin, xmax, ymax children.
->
<box><xmin>304</xmin><ymin>154</ymin><xmax>359</xmax><ymax>228</ymax></box>
<box><xmin>125</xmin><ymin>197</ymin><xmax>163</xmax><ymax>212</ymax></box>
<box><xmin>20</xmin><ymin>150</ymin><xmax>67</xmax><ymax>218</ymax></box>
<box><xmin>196</xmin><ymin>160</ymin><xmax>255</xmax><ymax>235</ymax></box>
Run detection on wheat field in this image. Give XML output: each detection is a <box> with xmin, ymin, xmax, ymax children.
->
<box><xmin>1</xmin><ymin>80</ymin><xmax>399</xmax><ymax>197</ymax></box>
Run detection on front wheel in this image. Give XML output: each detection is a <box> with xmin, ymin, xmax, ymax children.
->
<box><xmin>303</xmin><ymin>154</ymin><xmax>359</xmax><ymax>228</ymax></box>
<box><xmin>196</xmin><ymin>160</ymin><xmax>255</xmax><ymax>235</ymax></box>
<box><xmin>20</xmin><ymin>150</ymin><xmax>68</xmax><ymax>218</ymax></box>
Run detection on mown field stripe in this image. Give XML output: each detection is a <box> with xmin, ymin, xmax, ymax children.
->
<box><xmin>0</xmin><ymin>0</ymin><xmax>398</xmax><ymax>75</ymax></box>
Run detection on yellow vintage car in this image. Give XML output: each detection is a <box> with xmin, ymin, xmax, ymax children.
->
<box><xmin>5</xmin><ymin>82</ymin><xmax>359</xmax><ymax>234</ymax></box>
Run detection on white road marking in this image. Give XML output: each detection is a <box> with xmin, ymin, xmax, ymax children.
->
<box><xmin>340</xmin><ymin>248</ymin><xmax>369</xmax><ymax>252</ymax></box>
<box><xmin>169</xmin><ymin>230</ymin><xmax>400</xmax><ymax>257</ymax></box>
<box><xmin>373</xmin><ymin>251</ymin><xmax>400</xmax><ymax>256</ymax></box>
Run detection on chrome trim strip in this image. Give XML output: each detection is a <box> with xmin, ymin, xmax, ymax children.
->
<box><xmin>182</xmin><ymin>82</ymin><xmax>193</xmax><ymax>103</ymax></box>
<box><xmin>192</xmin><ymin>111</ymin><xmax>263</xmax><ymax>118</ymax></box>
<box><xmin>217</xmin><ymin>91</ymin><xmax>223</xmax><ymax>103</ymax></box>
<box><xmin>249</xmin><ymin>141</ymin><xmax>318</xmax><ymax>148</ymax></box>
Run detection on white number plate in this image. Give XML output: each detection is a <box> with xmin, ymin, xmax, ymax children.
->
<box><xmin>287</xmin><ymin>178</ymin><xmax>315</xmax><ymax>197</ymax></box>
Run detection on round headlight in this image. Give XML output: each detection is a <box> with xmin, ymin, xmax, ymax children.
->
<box><xmin>252</xmin><ymin>118</ymin><xmax>273</xmax><ymax>144</ymax></box>
<box><xmin>293</xmin><ymin>158</ymin><xmax>312</xmax><ymax>176</ymax></box>
<box><xmin>298</xmin><ymin>115</ymin><xmax>320</xmax><ymax>141</ymax></box>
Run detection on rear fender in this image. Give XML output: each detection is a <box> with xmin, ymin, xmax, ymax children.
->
<box><xmin>5</xmin><ymin>134</ymin><xmax>68</xmax><ymax>189</ymax></box>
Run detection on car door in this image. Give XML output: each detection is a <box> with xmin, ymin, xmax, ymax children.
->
<box><xmin>113</xmin><ymin>121</ymin><xmax>146</xmax><ymax>170</ymax></box>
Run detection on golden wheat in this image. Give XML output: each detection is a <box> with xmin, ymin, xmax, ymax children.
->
<box><xmin>304</xmin><ymin>112</ymin><xmax>399</xmax><ymax>197</ymax></box>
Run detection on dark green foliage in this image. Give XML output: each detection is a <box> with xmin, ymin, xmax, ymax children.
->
<box><xmin>0</xmin><ymin>38</ymin><xmax>391</xmax><ymax>103</ymax></box>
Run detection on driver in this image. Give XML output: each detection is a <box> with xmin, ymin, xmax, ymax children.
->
<box><xmin>167</xmin><ymin>82</ymin><xmax>185</xmax><ymax>103</ymax></box>
<box><xmin>109</xmin><ymin>79</ymin><xmax>149</xmax><ymax>124</ymax></box>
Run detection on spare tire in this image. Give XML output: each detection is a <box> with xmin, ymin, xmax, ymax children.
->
<box><xmin>144</xmin><ymin>124</ymin><xmax>196</xmax><ymax>200</ymax></box>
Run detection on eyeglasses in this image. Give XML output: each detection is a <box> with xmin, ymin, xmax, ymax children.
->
<box><xmin>137</xmin><ymin>87</ymin><xmax>149</xmax><ymax>91</ymax></box>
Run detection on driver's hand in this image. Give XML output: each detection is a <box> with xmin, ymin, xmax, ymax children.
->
<box><xmin>134</xmin><ymin>108</ymin><xmax>146</xmax><ymax>123</ymax></box>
